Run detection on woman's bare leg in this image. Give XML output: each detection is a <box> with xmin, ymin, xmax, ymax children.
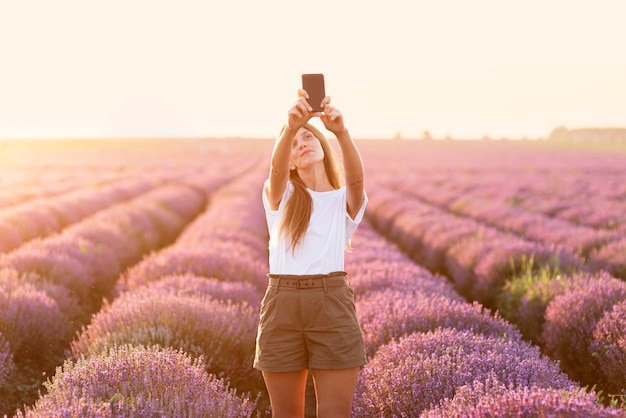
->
<box><xmin>262</xmin><ymin>369</ymin><xmax>309</xmax><ymax>418</ymax></box>
<box><xmin>311</xmin><ymin>367</ymin><xmax>359</xmax><ymax>418</ymax></box>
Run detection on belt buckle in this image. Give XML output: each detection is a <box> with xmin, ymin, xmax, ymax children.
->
<box><xmin>297</xmin><ymin>279</ymin><xmax>314</xmax><ymax>289</ymax></box>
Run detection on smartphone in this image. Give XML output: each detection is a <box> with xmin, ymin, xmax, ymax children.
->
<box><xmin>301</xmin><ymin>73</ymin><xmax>326</xmax><ymax>112</ymax></box>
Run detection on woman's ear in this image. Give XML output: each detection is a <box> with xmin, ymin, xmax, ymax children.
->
<box><xmin>289</xmin><ymin>164</ymin><xmax>296</xmax><ymax>171</ymax></box>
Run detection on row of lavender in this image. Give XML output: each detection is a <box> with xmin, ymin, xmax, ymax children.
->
<box><xmin>0</xmin><ymin>139</ymin><xmax>172</xmax><ymax>209</ymax></box>
<box><xmin>358</xmin><ymin>142</ymin><xmax>626</xmax><ymax>402</ymax></box>
<box><xmin>387</xmin><ymin>171</ymin><xmax>626</xmax><ymax>280</ymax></box>
<box><xmin>357</xmin><ymin>141</ymin><xmax>626</xmax><ymax>278</ymax></box>
<box><xmin>11</xmin><ymin>160</ymin><xmax>623</xmax><ymax>416</ymax></box>
<box><xmin>13</xmin><ymin>168</ymin><xmax>271</xmax><ymax>416</ymax></box>
<box><xmin>0</xmin><ymin>155</ymin><xmax>257</xmax><ymax>416</ymax></box>
<box><xmin>0</xmin><ymin>176</ymin><xmax>159</xmax><ymax>253</ymax></box>
<box><xmin>0</xmin><ymin>169</ymin><xmax>128</xmax><ymax>210</ymax></box>
<box><xmin>348</xmin><ymin>223</ymin><xmax>622</xmax><ymax>416</ymax></box>
<box><xmin>0</xmin><ymin>141</ymin><xmax>264</xmax><ymax>255</ymax></box>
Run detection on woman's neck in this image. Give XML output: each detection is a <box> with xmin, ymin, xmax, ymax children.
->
<box><xmin>297</xmin><ymin>166</ymin><xmax>333</xmax><ymax>192</ymax></box>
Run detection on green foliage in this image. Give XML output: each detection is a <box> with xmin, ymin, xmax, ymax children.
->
<box><xmin>497</xmin><ymin>256</ymin><xmax>565</xmax><ymax>342</ymax></box>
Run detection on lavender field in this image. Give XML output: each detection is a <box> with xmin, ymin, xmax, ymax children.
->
<box><xmin>0</xmin><ymin>138</ymin><xmax>625</xmax><ymax>417</ymax></box>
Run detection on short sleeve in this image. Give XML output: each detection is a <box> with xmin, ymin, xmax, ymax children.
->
<box><xmin>347</xmin><ymin>189</ymin><xmax>368</xmax><ymax>224</ymax></box>
<box><xmin>345</xmin><ymin>189</ymin><xmax>368</xmax><ymax>241</ymax></box>
<box><xmin>262</xmin><ymin>179</ymin><xmax>293</xmax><ymax>233</ymax></box>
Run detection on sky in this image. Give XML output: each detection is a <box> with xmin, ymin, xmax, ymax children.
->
<box><xmin>1</xmin><ymin>0</ymin><xmax>625</xmax><ymax>140</ymax></box>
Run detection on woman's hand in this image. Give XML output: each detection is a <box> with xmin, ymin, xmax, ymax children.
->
<box><xmin>286</xmin><ymin>89</ymin><xmax>320</xmax><ymax>130</ymax></box>
<box><xmin>320</xmin><ymin>96</ymin><xmax>347</xmax><ymax>135</ymax></box>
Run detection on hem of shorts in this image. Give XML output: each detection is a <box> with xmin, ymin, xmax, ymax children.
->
<box><xmin>254</xmin><ymin>364</ymin><xmax>308</xmax><ymax>372</ymax></box>
<box><xmin>254</xmin><ymin>358</ymin><xmax>367</xmax><ymax>372</ymax></box>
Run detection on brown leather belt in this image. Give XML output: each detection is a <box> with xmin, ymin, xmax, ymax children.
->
<box><xmin>267</xmin><ymin>271</ymin><xmax>347</xmax><ymax>289</ymax></box>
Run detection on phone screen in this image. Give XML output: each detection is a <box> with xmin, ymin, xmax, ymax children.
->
<box><xmin>301</xmin><ymin>73</ymin><xmax>325</xmax><ymax>112</ymax></box>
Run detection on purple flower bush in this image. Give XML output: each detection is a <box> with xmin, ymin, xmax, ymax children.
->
<box><xmin>63</xmin><ymin>218</ymin><xmax>147</xmax><ymax>268</ymax></box>
<box><xmin>422</xmin><ymin>375</ymin><xmax>625</xmax><ymax>417</ymax></box>
<box><xmin>444</xmin><ymin>229</ymin><xmax>501</xmax><ymax>296</ymax></box>
<box><xmin>17</xmin><ymin>345</ymin><xmax>258</xmax><ymax>418</ymax></box>
<box><xmin>0</xmin><ymin>218</ymin><xmax>23</xmax><ymax>254</ymax></box>
<box><xmin>0</xmin><ymin>178</ymin><xmax>156</xmax><ymax>254</ymax></box>
<box><xmin>0</xmin><ymin>333</ymin><xmax>13</xmax><ymax>388</ymax></box>
<box><xmin>141</xmin><ymin>273</ymin><xmax>262</xmax><ymax>309</ymax></box>
<box><xmin>418</xmin><ymin>216</ymin><xmax>488</xmax><ymax>275</ymax></box>
<box><xmin>43</xmin><ymin>177</ymin><xmax>153</xmax><ymax>225</ymax></box>
<box><xmin>0</xmin><ymin>184</ymin><xmax>208</xmax><ymax>313</ymax></box>
<box><xmin>92</xmin><ymin>184</ymin><xmax>204</xmax><ymax>250</ymax></box>
<box><xmin>523</xmin><ymin>220</ymin><xmax>618</xmax><ymax>257</ymax></box>
<box><xmin>386</xmin><ymin>207</ymin><xmax>443</xmax><ymax>261</ymax></box>
<box><xmin>589</xmin><ymin>237</ymin><xmax>626</xmax><ymax>280</ymax></box>
<box><xmin>0</xmin><ymin>271</ymin><xmax>70</xmax><ymax>364</ymax></box>
<box><xmin>0</xmin><ymin>201</ymin><xmax>62</xmax><ymax>244</ymax></box>
<box><xmin>70</xmin><ymin>288</ymin><xmax>260</xmax><ymax>394</ymax></box>
<box><xmin>440</xmin><ymin>193</ymin><xmax>618</xmax><ymax>257</ymax></box>
<box><xmin>356</xmin><ymin>288</ymin><xmax>521</xmax><ymax>356</ymax></box>
<box><xmin>345</xmin><ymin>223</ymin><xmax>462</xmax><ymax>300</ymax></box>
<box><xmin>115</xmin><ymin>174</ymin><xmax>270</xmax><ymax>295</ymax></box>
<box><xmin>498</xmin><ymin>270</ymin><xmax>611</xmax><ymax>343</ymax></box>
<box><xmin>117</xmin><ymin>248</ymin><xmax>269</xmax><ymax>294</ymax></box>
<box><xmin>591</xmin><ymin>299</ymin><xmax>626</xmax><ymax>394</ymax></box>
<box><xmin>352</xmin><ymin>328</ymin><xmax>575</xmax><ymax>417</ymax></box>
<box><xmin>0</xmin><ymin>240</ymin><xmax>94</xmax><ymax>306</ymax></box>
<box><xmin>177</xmin><ymin>194</ymin><xmax>268</xmax><ymax>255</ymax></box>
<box><xmin>554</xmin><ymin>198</ymin><xmax>626</xmax><ymax>230</ymax></box>
<box><xmin>542</xmin><ymin>276</ymin><xmax>626</xmax><ymax>386</ymax></box>
<box><xmin>364</xmin><ymin>187</ymin><xmax>436</xmax><ymax>236</ymax></box>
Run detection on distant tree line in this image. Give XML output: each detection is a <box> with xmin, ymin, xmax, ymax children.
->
<box><xmin>549</xmin><ymin>127</ymin><xmax>626</xmax><ymax>143</ymax></box>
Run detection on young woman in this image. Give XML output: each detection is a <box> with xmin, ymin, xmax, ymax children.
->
<box><xmin>254</xmin><ymin>88</ymin><xmax>368</xmax><ymax>418</ymax></box>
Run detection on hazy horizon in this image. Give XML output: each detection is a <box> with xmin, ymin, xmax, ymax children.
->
<box><xmin>1</xmin><ymin>1</ymin><xmax>625</xmax><ymax>141</ymax></box>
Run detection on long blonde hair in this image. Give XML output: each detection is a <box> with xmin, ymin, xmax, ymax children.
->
<box><xmin>279</xmin><ymin>123</ymin><xmax>342</xmax><ymax>253</ymax></box>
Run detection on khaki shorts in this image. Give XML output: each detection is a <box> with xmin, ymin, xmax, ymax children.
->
<box><xmin>254</xmin><ymin>272</ymin><xmax>367</xmax><ymax>372</ymax></box>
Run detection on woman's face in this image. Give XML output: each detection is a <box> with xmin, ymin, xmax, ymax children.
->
<box><xmin>290</xmin><ymin>128</ymin><xmax>324</xmax><ymax>170</ymax></box>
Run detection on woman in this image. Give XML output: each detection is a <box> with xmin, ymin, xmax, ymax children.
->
<box><xmin>254</xmin><ymin>88</ymin><xmax>368</xmax><ymax>417</ymax></box>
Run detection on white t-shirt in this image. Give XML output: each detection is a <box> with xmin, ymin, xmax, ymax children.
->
<box><xmin>263</xmin><ymin>179</ymin><xmax>367</xmax><ymax>275</ymax></box>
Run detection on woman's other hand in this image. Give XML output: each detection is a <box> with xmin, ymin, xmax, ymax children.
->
<box><xmin>320</xmin><ymin>96</ymin><xmax>346</xmax><ymax>135</ymax></box>
<box><xmin>287</xmin><ymin>89</ymin><xmax>320</xmax><ymax>130</ymax></box>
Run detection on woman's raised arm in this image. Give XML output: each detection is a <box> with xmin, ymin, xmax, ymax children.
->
<box><xmin>266</xmin><ymin>89</ymin><xmax>318</xmax><ymax>210</ymax></box>
<box><xmin>320</xmin><ymin>97</ymin><xmax>364</xmax><ymax>219</ymax></box>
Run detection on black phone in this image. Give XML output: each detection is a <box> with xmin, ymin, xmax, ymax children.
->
<box><xmin>301</xmin><ymin>73</ymin><xmax>326</xmax><ymax>112</ymax></box>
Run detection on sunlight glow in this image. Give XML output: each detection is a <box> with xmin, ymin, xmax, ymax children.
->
<box><xmin>1</xmin><ymin>0</ymin><xmax>625</xmax><ymax>140</ymax></box>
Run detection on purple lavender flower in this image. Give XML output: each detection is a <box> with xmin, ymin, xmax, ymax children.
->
<box><xmin>345</xmin><ymin>223</ymin><xmax>462</xmax><ymax>300</ymax></box>
<box><xmin>117</xmin><ymin>248</ymin><xmax>268</xmax><ymax>295</ymax></box>
<box><xmin>591</xmin><ymin>299</ymin><xmax>626</xmax><ymax>394</ymax></box>
<box><xmin>352</xmin><ymin>328</ymin><xmax>574</xmax><ymax>417</ymax></box>
<box><xmin>542</xmin><ymin>276</ymin><xmax>626</xmax><ymax>385</ymax></box>
<box><xmin>357</xmin><ymin>289</ymin><xmax>521</xmax><ymax>357</ymax></box>
<box><xmin>140</xmin><ymin>273</ymin><xmax>262</xmax><ymax>309</ymax></box>
<box><xmin>499</xmin><ymin>271</ymin><xmax>612</xmax><ymax>344</ymax></box>
<box><xmin>419</xmin><ymin>217</ymin><xmax>486</xmax><ymax>275</ymax></box>
<box><xmin>0</xmin><ymin>332</ymin><xmax>14</xmax><ymax>388</ymax></box>
<box><xmin>0</xmin><ymin>240</ymin><xmax>94</xmax><ymax>308</ymax></box>
<box><xmin>363</xmin><ymin>187</ymin><xmax>431</xmax><ymax>235</ymax></box>
<box><xmin>589</xmin><ymin>238</ymin><xmax>626</xmax><ymax>280</ymax></box>
<box><xmin>0</xmin><ymin>218</ymin><xmax>24</xmax><ymax>254</ymax></box>
<box><xmin>557</xmin><ymin>199</ymin><xmax>626</xmax><ymax>230</ymax></box>
<box><xmin>445</xmin><ymin>232</ymin><xmax>504</xmax><ymax>296</ymax></box>
<box><xmin>18</xmin><ymin>345</ymin><xmax>258</xmax><ymax>417</ymax></box>
<box><xmin>422</xmin><ymin>375</ymin><xmax>625</xmax><ymax>417</ymax></box>
<box><xmin>0</xmin><ymin>271</ymin><xmax>70</xmax><ymax>365</ymax></box>
<box><xmin>70</xmin><ymin>288</ymin><xmax>261</xmax><ymax>394</ymax></box>
<box><xmin>0</xmin><ymin>201</ymin><xmax>61</xmax><ymax>243</ymax></box>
